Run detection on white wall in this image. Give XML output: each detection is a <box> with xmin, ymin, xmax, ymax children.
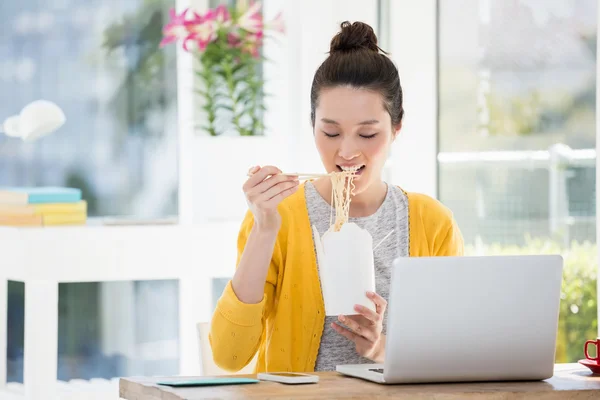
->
<box><xmin>387</xmin><ymin>0</ymin><xmax>438</xmax><ymax>198</ymax></box>
<box><xmin>176</xmin><ymin>0</ymin><xmax>207</xmax><ymax>225</ymax></box>
<box><xmin>285</xmin><ymin>0</ymin><xmax>380</xmax><ymax>173</ymax></box>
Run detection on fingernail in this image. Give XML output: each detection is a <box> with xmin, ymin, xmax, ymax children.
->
<box><xmin>339</xmin><ymin>315</ymin><xmax>345</xmax><ymax>322</ymax></box>
<box><xmin>248</xmin><ymin>165</ymin><xmax>259</xmax><ymax>173</ymax></box>
<box><xmin>366</xmin><ymin>291</ymin><xmax>374</xmax><ymax>296</ymax></box>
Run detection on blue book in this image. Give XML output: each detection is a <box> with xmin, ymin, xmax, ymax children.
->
<box><xmin>0</xmin><ymin>187</ymin><xmax>82</xmax><ymax>204</ymax></box>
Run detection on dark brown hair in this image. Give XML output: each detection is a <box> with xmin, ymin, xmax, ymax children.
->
<box><xmin>310</xmin><ymin>21</ymin><xmax>404</xmax><ymax>128</ymax></box>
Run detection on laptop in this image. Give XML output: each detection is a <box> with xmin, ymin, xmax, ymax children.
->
<box><xmin>336</xmin><ymin>254</ymin><xmax>563</xmax><ymax>384</ymax></box>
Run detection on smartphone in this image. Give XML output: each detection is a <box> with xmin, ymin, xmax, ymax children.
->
<box><xmin>257</xmin><ymin>372</ymin><xmax>319</xmax><ymax>384</ymax></box>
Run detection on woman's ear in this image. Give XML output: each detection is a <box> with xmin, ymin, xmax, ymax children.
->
<box><xmin>392</xmin><ymin>121</ymin><xmax>402</xmax><ymax>141</ymax></box>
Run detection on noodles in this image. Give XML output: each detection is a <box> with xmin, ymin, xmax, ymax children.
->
<box><xmin>328</xmin><ymin>167</ymin><xmax>358</xmax><ymax>232</ymax></box>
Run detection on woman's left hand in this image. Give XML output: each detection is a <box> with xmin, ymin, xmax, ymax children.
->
<box><xmin>331</xmin><ymin>291</ymin><xmax>387</xmax><ymax>362</ymax></box>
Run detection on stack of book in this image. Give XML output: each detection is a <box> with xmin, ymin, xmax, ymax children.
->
<box><xmin>0</xmin><ymin>187</ymin><xmax>87</xmax><ymax>227</ymax></box>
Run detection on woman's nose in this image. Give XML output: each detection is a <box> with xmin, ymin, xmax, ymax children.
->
<box><xmin>338</xmin><ymin>137</ymin><xmax>360</xmax><ymax>160</ymax></box>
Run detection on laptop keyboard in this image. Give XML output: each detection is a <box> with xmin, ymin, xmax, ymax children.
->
<box><xmin>369</xmin><ymin>368</ymin><xmax>384</xmax><ymax>374</ymax></box>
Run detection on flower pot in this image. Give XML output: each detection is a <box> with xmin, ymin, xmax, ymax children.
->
<box><xmin>188</xmin><ymin>135</ymin><xmax>289</xmax><ymax>223</ymax></box>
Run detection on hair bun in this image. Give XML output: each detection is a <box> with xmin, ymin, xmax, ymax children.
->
<box><xmin>330</xmin><ymin>21</ymin><xmax>380</xmax><ymax>53</ymax></box>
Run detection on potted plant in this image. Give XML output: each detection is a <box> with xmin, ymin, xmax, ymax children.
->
<box><xmin>161</xmin><ymin>0</ymin><xmax>284</xmax><ymax>137</ymax></box>
<box><xmin>161</xmin><ymin>1</ymin><xmax>287</xmax><ymax>223</ymax></box>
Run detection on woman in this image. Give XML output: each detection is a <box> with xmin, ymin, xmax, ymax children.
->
<box><xmin>209</xmin><ymin>21</ymin><xmax>464</xmax><ymax>373</ymax></box>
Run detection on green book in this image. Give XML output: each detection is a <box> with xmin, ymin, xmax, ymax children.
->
<box><xmin>157</xmin><ymin>377</ymin><xmax>259</xmax><ymax>387</ymax></box>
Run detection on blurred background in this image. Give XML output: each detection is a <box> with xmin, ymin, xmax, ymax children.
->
<box><xmin>1</xmin><ymin>0</ymin><xmax>597</xmax><ymax>387</ymax></box>
<box><xmin>438</xmin><ymin>0</ymin><xmax>597</xmax><ymax>363</ymax></box>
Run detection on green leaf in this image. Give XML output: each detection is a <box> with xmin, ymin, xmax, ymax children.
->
<box><xmin>238</xmin><ymin>97</ymin><xmax>256</xmax><ymax>109</ymax></box>
<box><xmin>202</xmin><ymin>104</ymin><xmax>217</xmax><ymax>112</ymax></box>
<box><xmin>234</xmin><ymin>87</ymin><xmax>254</xmax><ymax>102</ymax></box>
<box><xmin>195</xmin><ymin>90</ymin><xmax>228</xmax><ymax>101</ymax></box>
<box><xmin>218</xmin><ymin>104</ymin><xmax>235</xmax><ymax>112</ymax></box>
<box><xmin>231</xmin><ymin>62</ymin><xmax>247</xmax><ymax>76</ymax></box>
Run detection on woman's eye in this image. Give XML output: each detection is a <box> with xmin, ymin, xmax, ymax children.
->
<box><xmin>360</xmin><ymin>133</ymin><xmax>378</xmax><ymax>139</ymax></box>
<box><xmin>323</xmin><ymin>132</ymin><xmax>340</xmax><ymax>138</ymax></box>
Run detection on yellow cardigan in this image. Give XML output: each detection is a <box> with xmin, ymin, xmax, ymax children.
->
<box><xmin>209</xmin><ymin>183</ymin><xmax>464</xmax><ymax>373</ymax></box>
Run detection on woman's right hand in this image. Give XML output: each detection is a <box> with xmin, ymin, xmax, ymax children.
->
<box><xmin>243</xmin><ymin>165</ymin><xmax>299</xmax><ymax>232</ymax></box>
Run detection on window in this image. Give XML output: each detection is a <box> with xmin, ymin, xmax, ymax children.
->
<box><xmin>439</xmin><ymin>0</ymin><xmax>597</xmax><ymax>362</ymax></box>
<box><xmin>2</xmin><ymin>0</ymin><xmax>179</xmax><ymax>383</ymax></box>
<box><xmin>7</xmin><ymin>280</ymin><xmax>179</xmax><ymax>382</ymax></box>
<box><xmin>0</xmin><ymin>0</ymin><xmax>178</xmax><ymax>219</ymax></box>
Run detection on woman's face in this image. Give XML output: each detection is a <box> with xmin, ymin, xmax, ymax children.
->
<box><xmin>314</xmin><ymin>86</ymin><xmax>400</xmax><ymax>195</ymax></box>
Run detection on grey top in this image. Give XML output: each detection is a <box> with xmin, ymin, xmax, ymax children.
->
<box><xmin>305</xmin><ymin>181</ymin><xmax>410</xmax><ymax>371</ymax></box>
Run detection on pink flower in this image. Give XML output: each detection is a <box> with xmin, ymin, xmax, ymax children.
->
<box><xmin>236</xmin><ymin>0</ymin><xmax>249</xmax><ymax>14</ymax></box>
<box><xmin>237</xmin><ymin>1</ymin><xmax>263</xmax><ymax>33</ymax></box>
<box><xmin>160</xmin><ymin>2</ymin><xmax>283</xmax><ymax>54</ymax></box>
<box><xmin>251</xmin><ymin>30</ymin><xmax>264</xmax><ymax>41</ymax></box>
<box><xmin>227</xmin><ymin>32</ymin><xmax>242</xmax><ymax>47</ymax></box>
<box><xmin>184</xmin><ymin>11</ymin><xmax>217</xmax><ymax>51</ymax></box>
<box><xmin>242</xmin><ymin>30</ymin><xmax>263</xmax><ymax>58</ymax></box>
<box><xmin>160</xmin><ymin>8</ymin><xmax>191</xmax><ymax>47</ymax></box>
<box><xmin>201</xmin><ymin>4</ymin><xmax>230</xmax><ymax>28</ymax></box>
<box><xmin>214</xmin><ymin>5</ymin><xmax>231</xmax><ymax>26</ymax></box>
<box><xmin>265</xmin><ymin>11</ymin><xmax>284</xmax><ymax>34</ymax></box>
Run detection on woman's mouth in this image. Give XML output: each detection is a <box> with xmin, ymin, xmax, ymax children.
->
<box><xmin>337</xmin><ymin>165</ymin><xmax>366</xmax><ymax>175</ymax></box>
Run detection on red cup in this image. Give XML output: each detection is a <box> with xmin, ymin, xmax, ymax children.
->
<box><xmin>584</xmin><ymin>338</ymin><xmax>600</xmax><ymax>363</ymax></box>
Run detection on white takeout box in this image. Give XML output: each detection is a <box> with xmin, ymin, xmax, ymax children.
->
<box><xmin>313</xmin><ymin>223</ymin><xmax>376</xmax><ymax>316</ymax></box>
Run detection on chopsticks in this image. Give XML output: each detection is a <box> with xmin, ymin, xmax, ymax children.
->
<box><xmin>246</xmin><ymin>172</ymin><xmax>330</xmax><ymax>179</ymax></box>
<box><xmin>282</xmin><ymin>172</ymin><xmax>330</xmax><ymax>179</ymax></box>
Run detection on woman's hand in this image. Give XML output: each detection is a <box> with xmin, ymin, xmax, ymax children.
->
<box><xmin>332</xmin><ymin>291</ymin><xmax>387</xmax><ymax>362</ymax></box>
<box><xmin>243</xmin><ymin>165</ymin><xmax>299</xmax><ymax>232</ymax></box>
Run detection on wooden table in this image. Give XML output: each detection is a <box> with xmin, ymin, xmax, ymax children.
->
<box><xmin>120</xmin><ymin>363</ymin><xmax>600</xmax><ymax>399</ymax></box>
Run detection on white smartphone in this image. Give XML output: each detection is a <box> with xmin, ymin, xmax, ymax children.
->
<box><xmin>257</xmin><ymin>372</ymin><xmax>319</xmax><ymax>384</ymax></box>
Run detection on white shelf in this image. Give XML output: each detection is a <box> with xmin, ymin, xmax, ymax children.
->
<box><xmin>1</xmin><ymin>379</ymin><xmax>122</xmax><ymax>400</ymax></box>
<box><xmin>0</xmin><ymin>220</ymin><xmax>242</xmax><ymax>399</ymax></box>
<box><xmin>0</xmin><ymin>221</ymin><xmax>240</xmax><ymax>282</ymax></box>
